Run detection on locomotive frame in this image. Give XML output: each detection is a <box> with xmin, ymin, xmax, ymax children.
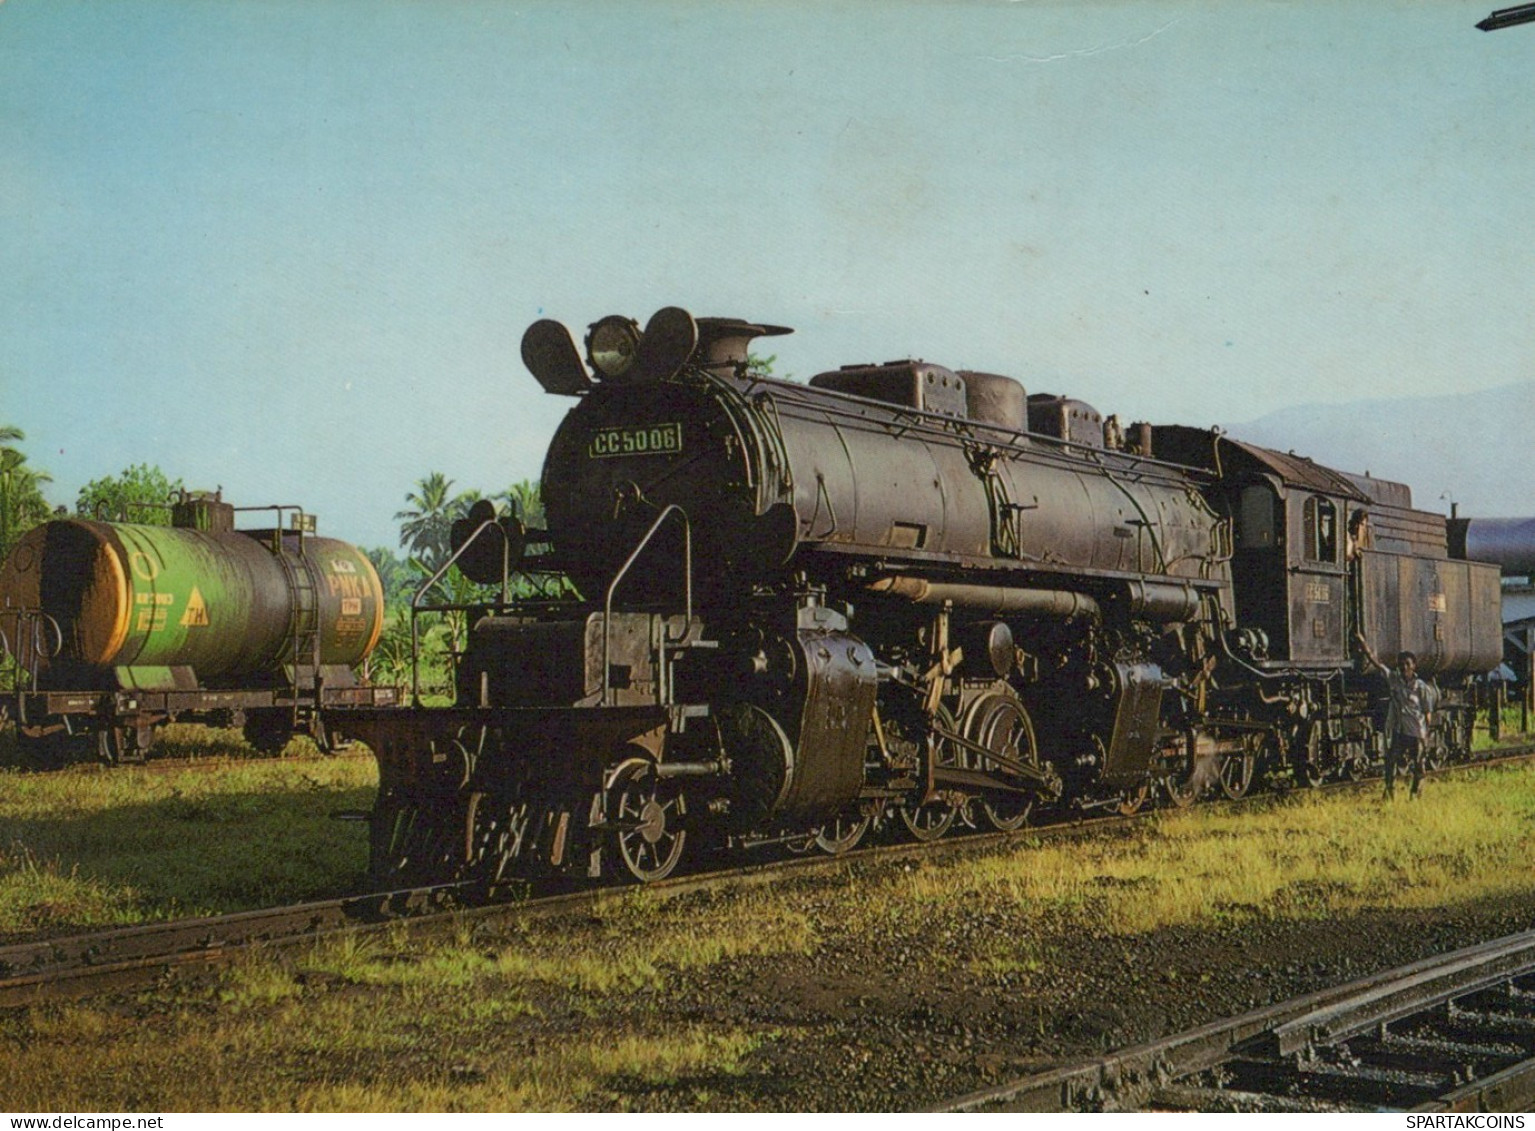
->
<box><xmin>333</xmin><ymin>305</ymin><xmax>1507</xmax><ymax>890</ymax></box>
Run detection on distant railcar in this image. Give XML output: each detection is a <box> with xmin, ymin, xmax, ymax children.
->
<box><xmin>1</xmin><ymin>494</ymin><xmax>396</xmax><ymax>766</ymax></box>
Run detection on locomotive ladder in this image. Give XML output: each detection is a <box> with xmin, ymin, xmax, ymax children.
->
<box><xmin>275</xmin><ymin>540</ymin><xmax>321</xmax><ymax>700</ymax></box>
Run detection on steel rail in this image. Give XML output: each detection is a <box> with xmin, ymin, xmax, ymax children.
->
<box><xmin>6</xmin><ymin>742</ymin><xmax>1533</xmax><ymax>1011</ymax></box>
<box><xmin>0</xmin><ymin>796</ymin><xmax>1176</xmax><ymax>1011</ymax></box>
<box><xmin>935</xmin><ymin>926</ymin><xmax>1535</xmax><ymax>1113</ymax></box>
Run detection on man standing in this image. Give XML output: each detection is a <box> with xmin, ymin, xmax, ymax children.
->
<box><xmin>1357</xmin><ymin>635</ymin><xmax>1438</xmax><ymax>799</ymax></box>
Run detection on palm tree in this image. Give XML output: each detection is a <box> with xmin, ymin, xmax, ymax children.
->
<box><xmin>394</xmin><ymin>471</ymin><xmax>472</xmax><ymax>574</ymax></box>
<box><xmin>0</xmin><ymin>426</ymin><xmax>53</xmax><ymax>560</ymax></box>
<box><xmin>501</xmin><ymin>479</ymin><xmax>546</xmax><ymax>531</ymax></box>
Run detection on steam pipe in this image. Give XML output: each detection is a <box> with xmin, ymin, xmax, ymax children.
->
<box><xmin>867</xmin><ymin>576</ymin><xmax>1101</xmax><ymax>620</ymax></box>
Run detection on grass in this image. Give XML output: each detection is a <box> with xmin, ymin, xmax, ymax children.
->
<box><xmin>3</xmin><ymin>754</ymin><xmax>1535</xmax><ymax>1109</ymax></box>
<box><xmin>853</xmin><ymin>761</ymin><xmax>1535</xmax><ymax>945</ymax></box>
<box><xmin>0</xmin><ymin>737</ymin><xmax>376</xmax><ymax>937</ymax></box>
<box><xmin>1473</xmin><ymin>705</ymin><xmax>1535</xmax><ymax>752</ymax></box>
<box><xmin>1</xmin><ymin>985</ymin><xmax>763</xmax><ymax>1111</ymax></box>
<box><xmin>0</xmin><ymin>893</ymin><xmax>792</xmax><ymax>1111</ymax></box>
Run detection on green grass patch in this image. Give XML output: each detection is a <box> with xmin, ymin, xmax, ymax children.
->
<box><xmin>3</xmin><ymin>757</ymin><xmax>1535</xmax><ymax>1109</ymax></box>
<box><xmin>849</xmin><ymin>761</ymin><xmax>1535</xmax><ymax>940</ymax></box>
<box><xmin>1472</xmin><ymin>707</ymin><xmax>1535</xmax><ymax>752</ymax></box>
<box><xmin>0</xmin><ymin>754</ymin><xmax>376</xmax><ymax>937</ymax></box>
<box><xmin>0</xmin><ymin>893</ymin><xmax>788</xmax><ymax>1111</ymax></box>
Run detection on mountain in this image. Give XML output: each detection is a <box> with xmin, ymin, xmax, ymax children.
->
<box><xmin>1221</xmin><ymin>382</ymin><xmax>1535</xmax><ymax>520</ymax></box>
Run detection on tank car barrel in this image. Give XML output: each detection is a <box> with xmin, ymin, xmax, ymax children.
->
<box><xmin>0</xmin><ymin>519</ymin><xmax>384</xmax><ymax>678</ymax></box>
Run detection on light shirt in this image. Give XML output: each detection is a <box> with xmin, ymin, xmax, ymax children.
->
<box><xmin>1385</xmin><ymin>671</ymin><xmax>1436</xmax><ymax>741</ymax></box>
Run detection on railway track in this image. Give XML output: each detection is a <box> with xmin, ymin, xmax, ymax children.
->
<box><xmin>0</xmin><ymin>829</ymin><xmax>1021</xmax><ymax>1009</ymax></box>
<box><xmin>938</xmin><ymin>927</ymin><xmax>1535</xmax><ymax>1112</ymax></box>
<box><xmin>4</xmin><ymin>743</ymin><xmax>1532</xmax><ymax>1011</ymax></box>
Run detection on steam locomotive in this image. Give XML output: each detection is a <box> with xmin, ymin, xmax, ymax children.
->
<box><xmin>335</xmin><ymin>306</ymin><xmax>1509</xmax><ymax>886</ymax></box>
<box><xmin>0</xmin><ymin>494</ymin><xmax>395</xmax><ymax>766</ymax></box>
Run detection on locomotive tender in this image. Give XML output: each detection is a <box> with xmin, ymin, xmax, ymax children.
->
<box><xmin>339</xmin><ymin>306</ymin><xmax>1505</xmax><ymax>886</ymax></box>
<box><xmin>1</xmin><ymin>494</ymin><xmax>394</xmax><ymax>765</ymax></box>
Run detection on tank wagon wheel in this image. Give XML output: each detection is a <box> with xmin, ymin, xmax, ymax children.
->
<box><xmin>963</xmin><ymin>692</ymin><xmax>1040</xmax><ymax>833</ymax></box>
<box><xmin>308</xmin><ymin>715</ymin><xmax>352</xmax><ymax>756</ymax></box>
<box><xmin>896</xmin><ymin>706</ymin><xmax>961</xmax><ymax>843</ymax></box>
<box><xmin>243</xmin><ymin>709</ymin><xmax>294</xmax><ymax>756</ymax></box>
<box><xmin>15</xmin><ymin>727</ymin><xmax>77</xmax><ymax>771</ymax></box>
<box><xmin>607</xmin><ymin>758</ymin><xmax>688</xmax><ymax>883</ymax></box>
<box><xmin>96</xmin><ymin>725</ymin><xmax>153</xmax><ymax>766</ymax></box>
<box><xmin>814</xmin><ymin>809</ymin><xmax>871</xmax><ymax>855</ymax></box>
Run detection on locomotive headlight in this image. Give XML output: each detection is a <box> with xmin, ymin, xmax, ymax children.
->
<box><xmin>586</xmin><ymin>316</ymin><xmax>642</xmax><ymax>380</ymax></box>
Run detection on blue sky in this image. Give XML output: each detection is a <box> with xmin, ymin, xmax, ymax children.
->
<box><xmin>3</xmin><ymin>1</ymin><xmax>1532</xmax><ymax>549</ymax></box>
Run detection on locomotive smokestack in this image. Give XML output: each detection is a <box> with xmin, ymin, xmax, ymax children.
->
<box><xmin>693</xmin><ymin>318</ymin><xmax>792</xmax><ymax>376</ymax></box>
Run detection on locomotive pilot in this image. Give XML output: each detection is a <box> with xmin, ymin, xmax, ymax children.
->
<box><xmin>1355</xmin><ymin>632</ymin><xmax>1438</xmax><ymax>799</ymax></box>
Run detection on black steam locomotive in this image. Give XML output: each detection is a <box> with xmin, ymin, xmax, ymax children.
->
<box><xmin>338</xmin><ymin>307</ymin><xmax>1506</xmax><ymax>887</ymax></box>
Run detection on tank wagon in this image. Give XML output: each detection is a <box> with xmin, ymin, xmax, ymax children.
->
<box><xmin>1</xmin><ymin>493</ymin><xmax>396</xmax><ymax>766</ymax></box>
<box><xmin>335</xmin><ymin>307</ymin><xmax>1506</xmax><ymax>887</ymax></box>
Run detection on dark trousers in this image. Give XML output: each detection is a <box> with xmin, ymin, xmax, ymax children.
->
<box><xmin>1386</xmin><ymin>732</ymin><xmax>1424</xmax><ymax>795</ymax></box>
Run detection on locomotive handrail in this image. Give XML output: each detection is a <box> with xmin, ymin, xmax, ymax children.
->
<box><xmin>407</xmin><ymin>517</ymin><xmax>511</xmax><ymax>706</ymax></box>
<box><xmin>602</xmin><ymin>504</ymin><xmax>693</xmax><ymax>708</ymax></box>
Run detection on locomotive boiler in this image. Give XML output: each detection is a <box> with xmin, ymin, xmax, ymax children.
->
<box><xmin>337</xmin><ymin>306</ymin><xmax>1505</xmax><ymax>887</ymax></box>
<box><xmin>1</xmin><ymin>493</ymin><xmax>395</xmax><ymax>765</ymax></box>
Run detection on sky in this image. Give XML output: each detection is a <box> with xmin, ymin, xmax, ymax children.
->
<box><xmin>2</xmin><ymin>0</ymin><xmax>1533</xmax><ymax>550</ymax></box>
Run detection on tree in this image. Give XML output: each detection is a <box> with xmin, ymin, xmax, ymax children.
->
<box><xmin>0</xmin><ymin>425</ymin><xmax>55</xmax><ymax>560</ymax></box>
<box><xmin>501</xmin><ymin>479</ymin><xmax>546</xmax><ymax>532</ymax></box>
<box><xmin>76</xmin><ymin>464</ymin><xmax>184</xmax><ymax>524</ymax></box>
<box><xmin>394</xmin><ymin>471</ymin><xmax>473</xmax><ymax>575</ymax></box>
<box><xmin>364</xmin><ymin>546</ymin><xmax>413</xmax><ymax>609</ymax></box>
<box><xmin>747</xmin><ymin>352</ymin><xmax>784</xmax><ymax>378</ymax></box>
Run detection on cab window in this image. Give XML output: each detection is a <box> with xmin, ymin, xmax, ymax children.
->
<box><xmin>1303</xmin><ymin>496</ymin><xmax>1338</xmax><ymax>563</ymax></box>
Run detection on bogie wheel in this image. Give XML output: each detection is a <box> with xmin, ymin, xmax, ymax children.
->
<box><xmin>897</xmin><ymin>705</ymin><xmax>960</xmax><ymax>842</ymax></box>
<box><xmin>1339</xmin><ymin>743</ymin><xmax>1371</xmax><ymax>781</ymax></box>
<box><xmin>466</xmin><ymin>791</ymin><xmax>532</xmax><ymax>886</ymax></box>
<box><xmin>1423</xmin><ymin>741</ymin><xmax>1448</xmax><ymax>773</ymax></box>
<box><xmin>814</xmin><ymin>809</ymin><xmax>870</xmax><ymax>855</ymax></box>
<box><xmin>1164</xmin><ymin>774</ymin><xmax>1199</xmax><ymax>808</ymax></box>
<box><xmin>607</xmin><ymin>758</ymin><xmax>687</xmax><ymax>883</ymax></box>
<box><xmin>784</xmin><ymin>831</ymin><xmax>819</xmax><ymax>856</ymax></box>
<box><xmin>964</xmin><ymin>692</ymin><xmax>1040</xmax><ymax>832</ymax></box>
